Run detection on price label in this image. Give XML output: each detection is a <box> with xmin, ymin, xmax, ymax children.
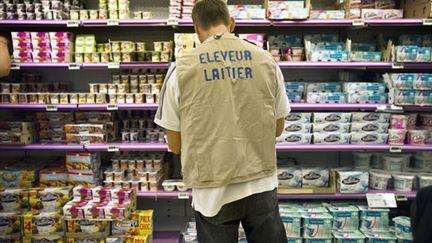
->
<box><xmin>376</xmin><ymin>105</ymin><xmax>388</xmax><ymax>111</ymax></box>
<box><xmin>10</xmin><ymin>63</ymin><xmax>20</xmax><ymax>70</ymax></box>
<box><xmin>366</xmin><ymin>193</ymin><xmax>397</xmax><ymax>208</ymax></box>
<box><xmin>423</xmin><ymin>18</ymin><xmax>432</xmax><ymax>25</ymax></box>
<box><xmin>107</xmin><ymin>19</ymin><xmax>120</xmax><ymax>26</ymax></box>
<box><xmin>178</xmin><ymin>193</ymin><xmax>190</xmax><ymax>199</ymax></box>
<box><xmin>352</xmin><ymin>19</ymin><xmax>365</xmax><ymax>26</ymax></box>
<box><xmin>389</xmin><ymin>146</ymin><xmax>402</xmax><ymax>153</ymax></box>
<box><xmin>46</xmin><ymin>105</ymin><xmax>58</xmax><ymax>112</ymax></box>
<box><xmin>108</xmin><ymin>62</ymin><xmax>120</xmax><ymax>69</ymax></box>
<box><xmin>67</xmin><ymin>20</ymin><xmax>80</xmax><ymax>27</ymax></box>
<box><xmin>68</xmin><ymin>63</ymin><xmax>80</xmax><ymax>70</ymax></box>
<box><xmin>395</xmin><ymin>195</ymin><xmax>408</xmax><ymax>201</ymax></box>
<box><xmin>390</xmin><ymin>104</ymin><xmax>404</xmax><ymax>111</ymax></box>
<box><xmin>167</xmin><ymin>18</ymin><xmax>179</xmax><ymax>26</ymax></box>
<box><xmin>107</xmin><ymin>104</ymin><xmax>118</xmax><ymax>110</ymax></box>
<box><xmin>392</xmin><ymin>62</ymin><xmax>404</xmax><ymax>69</ymax></box>
<box><xmin>107</xmin><ymin>145</ymin><xmax>120</xmax><ymax>152</ymax></box>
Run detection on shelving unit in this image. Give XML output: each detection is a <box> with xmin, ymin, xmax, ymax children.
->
<box><xmin>154</xmin><ymin>231</ymin><xmax>183</xmax><ymax>243</ymax></box>
<box><xmin>10</xmin><ymin>62</ymin><xmax>170</xmax><ymax>70</ymax></box>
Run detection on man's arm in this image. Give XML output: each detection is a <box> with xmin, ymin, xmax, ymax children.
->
<box><xmin>274</xmin><ymin>64</ymin><xmax>290</xmax><ymax>137</ymax></box>
<box><xmin>167</xmin><ymin>130</ymin><xmax>181</xmax><ymax>154</ymax></box>
<box><xmin>276</xmin><ymin>118</ymin><xmax>285</xmax><ymax>137</ymax></box>
<box><xmin>0</xmin><ymin>36</ymin><xmax>10</xmax><ymax>77</ymax></box>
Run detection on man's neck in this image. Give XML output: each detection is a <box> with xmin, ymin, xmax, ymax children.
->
<box><xmin>202</xmin><ymin>25</ymin><xmax>230</xmax><ymax>40</ymax></box>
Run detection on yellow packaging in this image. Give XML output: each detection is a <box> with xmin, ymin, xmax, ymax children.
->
<box><xmin>124</xmin><ymin>235</ymin><xmax>149</xmax><ymax>243</ymax></box>
<box><xmin>23</xmin><ymin>210</ymin><xmax>64</xmax><ymax>236</ymax></box>
<box><xmin>132</xmin><ymin>209</ymin><xmax>153</xmax><ymax>234</ymax></box>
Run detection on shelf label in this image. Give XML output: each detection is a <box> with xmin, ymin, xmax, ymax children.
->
<box><xmin>390</xmin><ymin>104</ymin><xmax>404</xmax><ymax>111</ymax></box>
<box><xmin>10</xmin><ymin>63</ymin><xmax>20</xmax><ymax>70</ymax></box>
<box><xmin>352</xmin><ymin>19</ymin><xmax>365</xmax><ymax>26</ymax></box>
<box><xmin>67</xmin><ymin>20</ymin><xmax>80</xmax><ymax>27</ymax></box>
<box><xmin>178</xmin><ymin>193</ymin><xmax>190</xmax><ymax>199</ymax></box>
<box><xmin>107</xmin><ymin>104</ymin><xmax>118</xmax><ymax>110</ymax></box>
<box><xmin>46</xmin><ymin>105</ymin><xmax>58</xmax><ymax>112</ymax></box>
<box><xmin>423</xmin><ymin>19</ymin><xmax>432</xmax><ymax>25</ymax></box>
<box><xmin>167</xmin><ymin>18</ymin><xmax>179</xmax><ymax>26</ymax></box>
<box><xmin>392</xmin><ymin>62</ymin><xmax>404</xmax><ymax>69</ymax></box>
<box><xmin>107</xmin><ymin>19</ymin><xmax>120</xmax><ymax>26</ymax></box>
<box><xmin>367</xmin><ymin>193</ymin><xmax>397</xmax><ymax>208</ymax></box>
<box><xmin>376</xmin><ymin>105</ymin><xmax>388</xmax><ymax>111</ymax></box>
<box><xmin>68</xmin><ymin>63</ymin><xmax>80</xmax><ymax>70</ymax></box>
<box><xmin>108</xmin><ymin>62</ymin><xmax>120</xmax><ymax>69</ymax></box>
<box><xmin>389</xmin><ymin>146</ymin><xmax>402</xmax><ymax>153</ymax></box>
<box><xmin>395</xmin><ymin>195</ymin><xmax>408</xmax><ymax>201</ymax></box>
<box><xmin>107</xmin><ymin>145</ymin><xmax>120</xmax><ymax>152</ymax></box>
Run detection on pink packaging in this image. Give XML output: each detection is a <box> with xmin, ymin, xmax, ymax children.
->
<box><xmin>49</xmin><ymin>32</ymin><xmax>71</xmax><ymax>42</ymax></box>
<box><xmin>407</xmin><ymin>129</ymin><xmax>428</xmax><ymax>145</ymax></box>
<box><xmin>388</xmin><ymin>129</ymin><xmax>407</xmax><ymax>145</ymax></box>
<box><xmin>11</xmin><ymin>32</ymin><xmax>31</xmax><ymax>41</ymax></box>
<box><xmin>391</xmin><ymin>114</ymin><xmax>409</xmax><ymax>129</ymax></box>
<box><xmin>32</xmin><ymin>41</ymin><xmax>51</xmax><ymax>51</ymax></box>
<box><xmin>420</xmin><ymin>114</ymin><xmax>432</xmax><ymax>127</ymax></box>
<box><xmin>32</xmin><ymin>51</ymin><xmax>52</xmax><ymax>63</ymax></box>
<box><xmin>13</xmin><ymin>51</ymin><xmax>33</xmax><ymax>62</ymax></box>
<box><xmin>407</xmin><ymin>113</ymin><xmax>418</xmax><ymax>129</ymax></box>
<box><xmin>13</xmin><ymin>42</ymin><xmax>33</xmax><ymax>52</ymax></box>
<box><xmin>31</xmin><ymin>32</ymin><xmax>50</xmax><ymax>41</ymax></box>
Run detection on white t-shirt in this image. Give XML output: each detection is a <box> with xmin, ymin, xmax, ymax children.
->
<box><xmin>154</xmin><ymin>64</ymin><xmax>290</xmax><ymax>217</ymax></box>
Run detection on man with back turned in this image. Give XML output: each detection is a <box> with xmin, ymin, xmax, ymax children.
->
<box><xmin>155</xmin><ymin>0</ymin><xmax>290</xmax><ymax>242</ymax></box>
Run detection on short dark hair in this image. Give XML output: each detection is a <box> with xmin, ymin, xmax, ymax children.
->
<box><xmin>192</xmin><ymin>0</ymin><xmax>230</xmax><ymax>31</ymax></box>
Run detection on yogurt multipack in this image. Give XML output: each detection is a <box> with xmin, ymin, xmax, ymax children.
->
<box><xmin>302</xmin><ymin>213</ymin><xmax>333</xmax><ymax>239</ymax></box>
<box><xmin>359</xmin><ymin>206</ymin><xmax>390</xmax><ymax>232</ymax></box>
<box><xmin>333</xmin><ymin>230</ymin><xmax>366</xmax><ymax>243</ymax></box>
<box><xmin>328</xmin><ymin>205</ymin><xmax>359</xmax><ymax>231</ymax></box>
<box><xmin>302</xmin><ymin>167</ymin><xmax>329</xmax><ymax>187</ymax></box>
<box><xmin>277</xmin><ymin>167</ymin><xmax>302</xmax><ymax>188</ymax></box>
<box><xmin>337</xmin><ymin>170</ymin><xmax>369</xmax><ymax>193</ymax></box>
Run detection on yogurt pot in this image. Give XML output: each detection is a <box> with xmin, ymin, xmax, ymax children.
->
<box><xmin>362</xmin><ymin>231</ymin><xmax>397</xmax><ymax>243</ymax></box>
<box><xmin>371</xmin><ymin>153</ymin><xmax>384</xmax><ymax>169</ymax></box>
<box><xmin>302</xmin><ymin>213</ymin><xmax>333</xmax><ymax>239</ymax></box>
<box><xmin>162</xmin><ymin>180</ymin><xmax>176</xmax><ymax>192</ymax></box>
<box><xmin>359</xmin><ymin>206</ymin><xmax>390</xmax><ymax>232</ymax></box>
<box><xmin>407</xmin><ymin>129</ymin><xmax>428</xmax><ymax>145</ymax></box>
<box><xmin>369</xmin><ymin>170</ymin><xmax>392</xmax><ymax>190</ymax></box>
<box><xmin>333</xmin><ymin>230</ymin><xmax>365</xmax><ymax>243</ymax></box>
<box><xmin>388</xmin><ymin>129</ymin><xmax>407</xmax><ymax>145</ymax></box>
<box><xmin>328</xmin><ymin>205</ymin><xmax>359</xmax><ymax>231</ymax></box>
<box><xmin>392</xmin><ymin>216</ymin><xmax>413</xmax><ymax>240</ymax></box>
<box><xmin>353</xmin><ymin>152</ymin><xmax>372</xmax><ymax>168</ymax></box>
<box><xmin>413</xmin><ymin>155</ymin><xmax>432</xmax><ymax>171</ymax></box>
<box><xmin>391</xmin><ymin>114</ymin><xmax>409</xmax><ymax>130</ymax></box>
<box><xmin>281</xmin><ymin>212</ymin><xmax>302</xmax><ymax>238</ymax></box>
<box><xmin>382</xmin><ymin>154</ymin><xmax>411</xmax><ymax>172</ymax></box>
<box><xmin>419</xmin><ymin>174</ymin><xmax>432</xmax><ymax>188</ymax></box>
<box><xmin>393</xmin><ymin>174</ymin><xmax>415</xmax><ymax>192</ymax></box>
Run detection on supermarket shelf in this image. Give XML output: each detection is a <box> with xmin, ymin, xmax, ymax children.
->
<box><xmin>0</xmin><ymin>143</ymin><xmax>84</xmax><ymax>151</ymax></box>
<box><xmin>11</xmin><ymin>62</ymin><xmax>73</xmax><ymax>69</ymax></box>
<box><xmin>366</xmin><ymin>19</ymin><xmax>426</xmax><ymax>26</ymax></box>
<box><xmin>272</xmin><ymin>19</ymin><xmax>354</xmax><ymax>27</ymax></box>
<box><xmin>0</xmin><ymin>20</ymin><xmax>70</xmax><ymax>27</ymax></box>
<box><xmin>81</xmin><ymin>19</ymin><xmax>168</xmax><ymax>27</ymax></box>
<box><xmin>403</xmin><ymin>105</ymin><xmax>432</xmax><ymax>112</ymax></box>
<box><xmin>399</xmin><ymin>145</ymin><xmax>432</xmax><ymax>152</ymax></box>
<box><xmin>84</xmin><ymin>142</ymin><xmax>168</xmax><ymax>152</ymax></box>
<box><xmin>276</xmin><ymin>144</ymin><xmax>390</xmax><ymax>151</ymax></box>
<box><xmin>277</xmin><ymin>61</ymin><xmax>390</xmax><ymax>69</ymax></box>
<box><xmin>154</xmin><ymin>231</ymin><xmax>182</xmax><ymax>243</ymax></box>
<box><xmin>82</xmin><ymin>62</ymin><xmax>170</xmax><ymax>69</ymax></box>
<box><xmin>137</xmin><ymin>190</ymin><xmax>416</xmax><ymax>200</ymax></box>
<box><xmin>0</xmin><ymin>104</ymin><xmax>78</xmax><ymax>111</ymax></box>
<box><xmin>78</xmin><ymin>103</ymin><xmax>159</xmax><ymax>110</ymax></box>
<box><xmin>178</xmin><ymin>19</ymin><xmax>271</xmax><ymax>27</ymax></box>
<box><xmin>290</xmin><ymin>103</ymin><xmax>385</xmax><ymax>111</ymax></box>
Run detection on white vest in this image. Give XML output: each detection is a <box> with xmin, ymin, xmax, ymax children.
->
<box><xmin>176</xmin><ymin>33</ymin><xmax>278</xmax><ymax>188</ymax></box>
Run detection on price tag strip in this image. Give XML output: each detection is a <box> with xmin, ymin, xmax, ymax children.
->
<box><xmin>67</xmin><ymin>20</ymin><xmax>80</xmax><ymax>27</ymax></box>
<box><xmin>107</xmin><ymin>19</ymin><xmax>120</xmax><ymax>26</ymax></box>
<box><xmin>68</xmin><ymin>63</ymin><xmax>81</xmax><ymax>70</ymax></box>
<box><xmin>392</xmin><ymin>62</ymin><xmax>404</xmax><ymax>69</ymax></box>
<box><xmin>167</xmin><ymin>18</ymin><xmax>179</xmax><ymax>26</ymax></box>
<box><xmin>423</xmin><ymin>19</ymin><xmax>432</xmax><ymax>26</ymax></box>
<box><xmin>366</xmin><ymin>193</ymin><xmax>397</xmax><ymax>208</ymax></box>
<box><xmin>45</xmin><ymin>105</ymin><xmax>58</xmax><ymax>112</ymax></box>
<box><xmin>178</xmin><ymin>193</ymin><xmax>190</xmax><ymax>199</ymax></box>
<box><xmin>107</xmin><ymin>145</ymin><xmax>120</xmax><ymax>152</ymax></box>
<box><xmin>10</xmin><ymin>63</ymin><xmax>20</xmax><ymax>70</ymax></box>
<box><xmin>107</xmin><ymin>104</ymin><xmax>118</xmax><ymax>110</ymax></box>
<box><xmin>108</xmin><ymin>62</ymin><xmax>120</xmax><ymax>69</ymax></box>
<box><xmin>352</xmin><ymin>19</ymin><xmax>365</xmax><ymax>26</ymax></box>
<box><xmin>389</xmin><ymin>146</ymin><xmax>402</xmax><ymax>153</ymax></box>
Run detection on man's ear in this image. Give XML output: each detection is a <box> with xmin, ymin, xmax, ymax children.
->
<box><xmin>229</xmin><ymin>17</ymin><xmax>236</xmax><ymax>33</ymax></box>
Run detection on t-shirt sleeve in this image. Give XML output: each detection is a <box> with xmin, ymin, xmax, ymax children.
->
<box><xmin>154</xmin><ymin>66</ymin><xmax>181</xmax><ymax>132</ymax></box>
<box><xmin>274</xmin><ymin>65</ymin><xmax>290</xmax><ymax>119</ymax></box>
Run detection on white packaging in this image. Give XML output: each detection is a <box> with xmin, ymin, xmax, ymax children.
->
<box><xmin>337</xmin><ymin>170</ymin><xmax>369</xmax><ymax>193</ymax></box>
<box><xmin>350</xmin><ymin>122</ymin><xmax>389</xmax><ymax>133</ymax></box>
<box><xmin>285</xmin><ymin>113</ymin><xmax>312</xmax><ymax>123</ymax></box>
<box><xmin>313</xmin><ymin>133</ymin><xmax>350</xmax><ymax>144</ymax></box>
<box><xmin>359</xmin><ymin>206</ymin><xmax>390</xmax><ymax>232</ymax></box>
<box><xmin>306</xmin><ymin>83</ymin><xmax>342</xmax><ymax>92</ymax></box>
<box><xmin>333</xmin><ymin>230</ymin><xmax>365</xmax><ymax>242</ymax></box>
<box><xmin>350</xmin><ymin>133</ymin><xmax>389</xmax><ymax>144</ymax></box>
<box><xmin>413</xmin><ymin>155</ymin><xmax>432</xmax><ymax>171</ymax></box>
<box><xmin>369</xmin><ymin>170</ymin><xmax>391</xmax><ymax>190</ymax></box>
<box><xmin>313</xmin><ymin>113</ymin><xmax>352</xmax><ymax>123</ymax></box>
<box><xmin>382</xmin><ymin>154</ymin><xmax>411</xmax><ymax>172</ymax></box>
<box><xmin>328</xmin><ymin>206</ymin><xmax>360</xmax><ymax>231</ymax></box>
<box><xmin>419</xmin><ymin>174</ymin><xmax>432</xmax><ymax>188</ymax></box>
<box><xmin>353</xmin><ymin>152</ymin><xmax>372</xmax><ymax>168</ymax></box>
<box><xmin>280</xmin><ymin>212</ymin><xmax>302</xmax><ymax>238</ymax></box>
<box><xmin>277</xmin><ymin>167</ymin><xmax>302</xmax><ymax>188</ymax></box>
<box><xmin>302</xmin><ymin>167</ymin><xmax>329</xmax><ymax>187</ymax></box>
<box><xmin>362</xmin><ymin>231</ymin><xmax>397</xmax><ymax>242</ymax></box>
<box><xmin>392</xmin><ymin>216</ymin><xmax>413</xmax><ymax>240</ymax></box>
<box><xmin>352</xmin><ymin>112</ymin><xmax>390</xmax><ymax>123</ymax></box>
<box><xmin>343</xmin><ymin>82</ymin><xmax>386</xmax><ymax>93</ymax></box>
<box><xmin>312</xmin><ymin>123</ymin><xmax>351</xmax><ymax>133</ymax></box>
<box><xmin>392</xmin><ymin>174</ymin><xmax>415</xmax><ymax>192</ymax></box>
<box><xmin>284</xmin><ymin>123</ymin><xmax>312</xmax><ymax>133</ymax></box>
<box><xmin>276</xmin><ymin>133</ymin><xmax>312</xmax><ymax>144</ymax></box>
<box><xmin>302</xmin><ymin>213</ymin><xmax>333</xmax><ymax>239</ymax></box>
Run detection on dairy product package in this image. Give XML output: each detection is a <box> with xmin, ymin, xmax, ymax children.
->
<box><xmin>313</xmin><ymin>133</ymin><xmax>350</xmax><ymax>144</ymax></box>
<box><xmin>389</xmin><ymin>73</ymin><xmax>415</xmax><ymax>89</ymax></box>
<box><xmin>343</xmin><ymin>83</ymin><xmax>386</xmax><ymax>93</ymax></box>
<box><xmin>312</xmin><ymin>123</ymin><xmax>351</xmax><ymax>133</ymax></box>
<box><xmin>303</xmin><ymin>239</ymin><xmax>332</xmax><ymax>243</ymax></box>
<box><xmin>284</xmin><ymin>123</ymin><xmax>312</xmax><ymax>133</ymax></box>
<box><xmin>306</xmin><ymin>92</ymin><xmax>347</xmax><ymax>104</ymax></box>
<box><xmin>313</xmin><ymin>113</ymin><xmax>352</xmax><ymax>123</ymax></box>
<box><xmin>310</xmin><ymin>50</ymin><xmax>349</xmax><ymax>62</ymax></box>
<box><xmin>309</xmin><ymin>10</ymin><xmax>345</xmax><ymax>20</ymax></box>
<box><xmin>333</xmin><ymin>230</ymin><xmax>365</xmax><ymax>243</ymax></box>
<box><xmin>286</xmin><ymin>82</ymin><xmax>306</xmax><ymax>93</ymax></box>
<box><xmin>350</xmin><ymin>122</ymin><xmax>389</xmax><ymax>133</ymax></box>
<box><xmin>352</xmin><ymin>112</ymin><xmax>390</xmax><ymax>123</ymax></box>
<box><xmin>337</xmin><ymin>170</ymin><xmax>369</xmax><ymax>193</ymax></box>
<box><xmin>369</xmin><ymin>170</ymin><xmax>392</xmax><ymax>190</ymax></box>
<box><xmin>268</xmin><ymin>8</ymin><xmax>310</xmax><ymax>20</ymax></box>
<box><xmin>276</xmin><ymin>133</ymin><xmax>312</xmax><ymax>144</ymax></box>
<box><xmin>302</xmin><ymin>213</ymin><xmax>333</xmax><ymax>239</ymax></box>
<box><xmin>392</xmin><ymin>216</ymin><xmax>413</xmax><ymax>240</ymax></box>
<box><xmin>302</xmin><ymin>167</ymin><xmax>329</xmax><ymax>187</ymax></box>
<box><xmin>280</xmin><ymin>212</ymin><xmax>302</xmax><ymax>238</ymax></box>
<box><xmin>414</xmin><ymin>73</ymin><xmax>432</xmax><ymax>90</ymax></box>
<box><xmin>415</xmin><ymin>90</ymin><xmax>432</xmax><ymax>105</ymax></box>
<box><xmin>288</xmin><ymin>92</ymin><xmax>303</xmax><ymax>103</ymax></box>
<box><xmin>362</xmin><ymin>231</ymin><xmax>397</xmax><ymax>243</ymax></box>
<box><xmin>278</xmin><ymin>167</ymin><xmax>302</xmax><ymax>188</ymax></box>
<box><xmin>359</xmin><ymin>206</ymin><xmax>390</xmax><ymax>232</ymax></box>
<box><xmin>306</xmin><ymin>83</ymin><xmax>342</xmax><ymax>92</ymax></box>
<box><xmin>350</xmin><ymin>51</ymin><xmax>382</xmax><ymax>61</ymax></box>
<box><xmin>285</xmin><ymin>112</ymin><xmax>312</xmax><ymax>123</ymax></box>
<box><xmin>300</xmin><ymin>203</ymin><xmax>329</xmax><ymax>214</ymax></box>
<box><xmin>350</xmin><ymin>133</ymin><xmax>389</xmax><ymax>144</ymax></box>
<box><xmin>347</xmin><ymin>93</ymin><xmax>388</xmax><ymax>104</ymax></box>
<box><xmin>328</xmin><ymin>205</ymin><xmax>359</xmax><ymax>231</ymax></box>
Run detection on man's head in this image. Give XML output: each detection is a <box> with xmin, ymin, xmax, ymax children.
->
<box><xmin>192</xmin><ymin>0</ymin><xmax>235</xmax><ymax>43</ymax></box>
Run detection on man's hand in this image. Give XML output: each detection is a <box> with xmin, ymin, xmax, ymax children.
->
<box><xmin>167</xmin><ymin>130</ymin><xmax>181</xmax><ymax>154</ymax></box>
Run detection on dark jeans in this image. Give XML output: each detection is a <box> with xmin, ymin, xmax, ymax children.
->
<box><xmin>194</xmin><ymin>189</ymin><xmax>287</xmax><ymax>243</ymax></box>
